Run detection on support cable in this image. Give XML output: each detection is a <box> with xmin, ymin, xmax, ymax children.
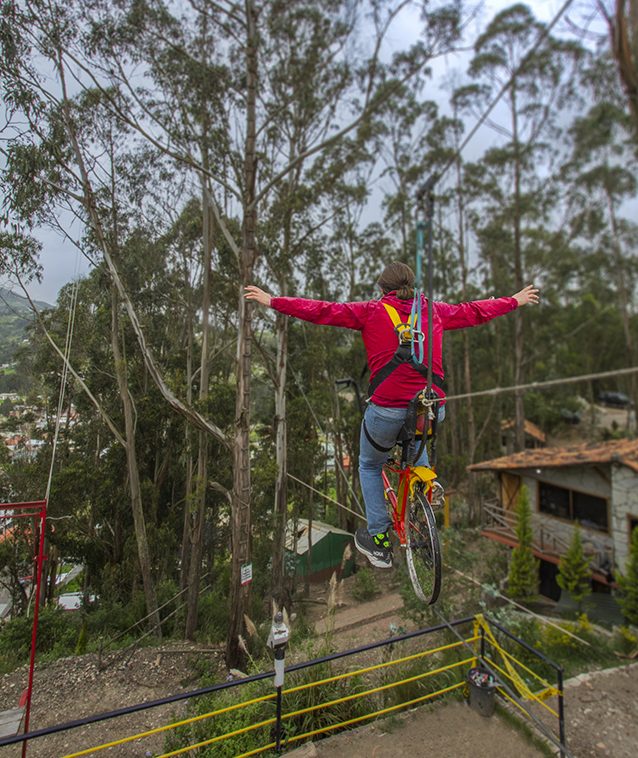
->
<box><xmin>287</xmin><ymin>473</ymin><xmax>366</xmax><ymax>522</ymax></box>
<box><xmin>443</xmin><ymin>365</ymin><xmax>638</xmax><ymax>403</ymax></box>
<box><xmin>292</xmin><ymin>370</ymin><xmax>365</xmax><ymax>516</ymax></box>
<box><xmin>45</xmin><ymin>274</ymin><xmax>80</xmax><ymax>501</ymax></box>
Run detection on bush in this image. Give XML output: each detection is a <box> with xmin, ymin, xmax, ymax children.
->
<box><xmin>0</xmin><ymin>606</ymin><xmax>81</xmax><ymax>670</ymax></box>
<box><xmin>351</xmin><ymin>567</ymin><xmax>378</xmax><ymax>602</ymax></box>
<box><xmin>507</xmin><ymin>487</ymin><xmax>539</xmax><ymax>599</ymax></box>
<box><xmin>617</xmin><ymin>526</ymin><xmax>638</xmax><ymax>625</ymax></box>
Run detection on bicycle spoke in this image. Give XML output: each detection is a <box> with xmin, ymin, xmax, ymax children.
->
<box><xmin>404</xmin><ymin>490</ymin><xmax>441</xmax><ymax>604</ymax></box>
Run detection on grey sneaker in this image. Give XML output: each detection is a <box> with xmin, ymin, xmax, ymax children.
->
<box><xmin>355</xmin><ymin>528</ymin><xmax>393</xmax><ymax>569</ymax></box>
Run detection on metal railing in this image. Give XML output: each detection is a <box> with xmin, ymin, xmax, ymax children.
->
<box><xmin>0</xmin><ymin>614</ymin><xmax>567</xmax><ymax>757</ymax></box>
<box><xmin>482</xmin><ymin>500</ymin><xmax>613</xmax><ymax>576</ymax></box>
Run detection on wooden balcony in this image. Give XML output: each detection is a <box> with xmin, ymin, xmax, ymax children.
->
<box><xmin>481</xmin><ymin>499</ymin><xmax>614</xmax><ymax>582</ymax></box>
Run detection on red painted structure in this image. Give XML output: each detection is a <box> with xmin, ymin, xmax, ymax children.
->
<box><xmin>0</xmin><ymin>500</ymin><xmax>48</xmax><ymax>758</ymax></box>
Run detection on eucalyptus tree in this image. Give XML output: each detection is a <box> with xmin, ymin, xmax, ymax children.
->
<box><xmin>562</xmin><ymin>52</ymin><xmax>638</xmax><ymax>412</ymax></box>
<box><xmin>1</xmin><ymin>0</ymin><xmax>466</xmax><ymax>665</ymax></box>
<box><xmin>598</xmin><ymin>0</ymin><xmax>638</xmax><ymax>136</ymax></box>
<box><xmin>457</xmin><ymin>3</ymin><xmax>583</xmax><ymax>450</ymax></box>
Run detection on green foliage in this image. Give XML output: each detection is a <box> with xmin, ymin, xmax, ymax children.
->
<box><xmin>507</xmin><ymin>487</ymin><xmax>539</xmax><ymax>600</ymax></box>
<box><xmin>614</xmin><ymin>624</ymin><xmax>638</xmax><ymax>655</ymax></box>
<box><xmin>556</xmin><ymin>524</ymin><xmax>592</xmax><ymax>609</ymax></box>
<box><xmin>486</xmin><ymin>607</ymin><xmax>617</xmax><ymax>680</ymax></box>
<box><xmin>616</xmin><ymin>527</ymin><xmax>638</xmax><ymax>625</ymax></box>
<box><xmin>351</xmin><ymin>566</ymin><xmax>378</xmax><ymax>602</ymax></box>
<box><xmin>75</xmin><ymin>619</ymin><xmax>88</xmax><ymax>655</ymax></box>
<box><xmin>0</xmin><ymin>606</ymin><xmax>81</xmax><ymax>669</ymax></box>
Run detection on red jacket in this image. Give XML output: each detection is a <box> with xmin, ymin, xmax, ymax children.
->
<box><xmin>271</xmin><ymin>292</ymin><xmax>518</xmax><ymax>407</ymax></box>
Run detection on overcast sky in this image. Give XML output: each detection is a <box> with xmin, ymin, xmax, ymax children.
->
<box><xmin>17</xmin><ymin>1</ymin><xmax>573</xmax><ymax>305</ymax></box>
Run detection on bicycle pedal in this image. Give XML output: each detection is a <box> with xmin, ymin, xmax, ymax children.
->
<box><xmin>429</xmin><ymin>481</ymin><xmax>445</xmax><ymax>508</ymax></box>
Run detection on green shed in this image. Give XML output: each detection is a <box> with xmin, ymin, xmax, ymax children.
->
<box><xmin>285</xmin><ymin>519</ymin><xmax>355</xmax><ymax>582</ymax></box>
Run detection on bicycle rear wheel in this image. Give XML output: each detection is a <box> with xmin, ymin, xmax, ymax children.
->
<box><xmin>405</xmin><ymin>489</ymin><xmax>441</xmax><ymax>604</ymax></box>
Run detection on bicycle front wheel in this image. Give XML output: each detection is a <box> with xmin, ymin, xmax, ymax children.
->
<box><xmin>405</xmin><ymin>489</ymin><xmax>441</xmax><ymax>605</ymax></box>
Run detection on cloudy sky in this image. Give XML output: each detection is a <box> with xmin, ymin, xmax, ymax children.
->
<box><xmin>17</xmin><ymin>0</ymin><xmax>572</xmax><ymax>305</ymax></box>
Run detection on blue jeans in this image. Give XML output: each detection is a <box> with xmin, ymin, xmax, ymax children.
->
<box><xmin>359</xmin><ymin>402</ymin><xmax>445</xmax><ymax>535</ymax></box>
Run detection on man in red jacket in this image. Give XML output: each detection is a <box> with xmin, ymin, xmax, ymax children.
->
<box><xmin>245</xmin><ymin>262</ymin><xmax>539</xmax><ymax>569</ymax></box>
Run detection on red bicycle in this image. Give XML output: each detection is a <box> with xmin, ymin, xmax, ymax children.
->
<box><xmin>382</xmin><ymin>408</ymin><xmax>443</xmax><ymax>605</ymax></box>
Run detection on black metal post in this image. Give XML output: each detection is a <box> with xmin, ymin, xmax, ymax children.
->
<box><xmin>275</xmin><ymin>684</ymin><xmax>283</xmax><ymax>752</ymax></box>
<box><xmin>557</xmin><ymin>667</ymin><xmax>566</xmax><ymax>758</ymax></box>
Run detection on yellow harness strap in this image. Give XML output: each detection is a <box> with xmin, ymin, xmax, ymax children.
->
<box><xmin>383</xmin><ymin>303</ymin><xmax>416</xmax><ymax>343</ymax></box>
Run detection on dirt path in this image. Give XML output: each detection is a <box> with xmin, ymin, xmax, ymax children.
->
<box><xmin>1</xmin><ymin>568</ymin><xmax>637</xmax><ymax>757</ymax></box>
<box><xmin>285</xmin><ymin>702</ymin><xmax>546</xmax><ymax>757</ymax></box>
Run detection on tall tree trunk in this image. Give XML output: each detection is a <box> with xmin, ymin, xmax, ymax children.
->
<box><xmin>111</xmin><ymin>284</ymin><xmax>161</xmax><ymax>636</ymax></box>
<box><xmin>185</xmin><ymin>175</ymin><xmax>213</xmax><ymax>638</ymax></box>
<box><xmin>227</xmin><ymin>0</ymin><xmax>258</xmax><ymax>668</ymax></box>
<box><xmin>180</xmin><ymin>317</ymin><xmax>194</xmax><ymax>591</ymax></box>
<box><xmin>271</xmin><ymin>311</ymin><xmax>289</xmax><ymax>608</ymax></box>
<box><xmin>511</xmin><ymin>90</ymin><xmax>526</xmax><ymax>452</ymax></box>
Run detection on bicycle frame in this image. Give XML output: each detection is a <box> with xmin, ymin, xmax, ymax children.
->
<box><xmin>382</xmin><ymin>448</ymin><xmax>436</xmax><ymax>547</ymax></box>
<box><xmin>382</xmin><ymin>462</ymin><xmax>411</xmax><ymax>545</ymax></box>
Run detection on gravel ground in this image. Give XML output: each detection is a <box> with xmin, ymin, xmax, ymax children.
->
<box><xmin>0</xmin><ymin>641</ymin><xmax>224</xmax><ymax>757</ymax></box>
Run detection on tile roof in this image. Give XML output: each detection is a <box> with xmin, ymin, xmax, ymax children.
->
<box><xmin>468</xmin><ymin>438</ymin><xmax>638</xmax><ymax>474</ymax></box>
<box><xmin>500</xmin><ymin>418</ymin><xmax>547</xmax><ymax>443</ymax></box>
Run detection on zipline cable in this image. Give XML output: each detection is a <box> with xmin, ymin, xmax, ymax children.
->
<box><xmin>443</xmin><ymin>365</ymin><xmax>638</xmax><ymax>403</ymax></box>
<box><xmin>292</xmin><ymin>368</ymin><xmax>366</xmax><ymax>516</ymax></box>
<box><xmin>45</xmin><ymin>273</ymin><xmax>80</xmax><ymax>501</ymax></box>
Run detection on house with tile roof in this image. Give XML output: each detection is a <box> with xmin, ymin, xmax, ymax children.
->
<box><xmin>468</xmin><ymin>439</ymin><xmax>638</xmax><ymax>600</ymax></box>
<box><xmin>500</xmin><ymin>419</ymin><xmax>547</xmax><ymax>455</ymax></box>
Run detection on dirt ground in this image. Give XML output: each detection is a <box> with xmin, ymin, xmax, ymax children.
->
<box><xmin>1</xmin><ymin>567</ymin><xmax>637</xmax><ymax>757</ymax></box>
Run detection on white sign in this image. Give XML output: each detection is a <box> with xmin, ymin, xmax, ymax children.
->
<box><xmin>240</xmin><ymin>563</ymin><xmax>253</xmax><ymax>586</ymax></box>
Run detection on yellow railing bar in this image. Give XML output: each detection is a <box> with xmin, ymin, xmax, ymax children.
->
<box><xmin>62</xmin><ymin>637</ymin><xmax>476</xmax><ymax>757</ymax></box>
<box><xmin>62</xmin><ymin>692</ymin><xmax>277</xmax><ymax>758</ymax></box>
<box><xmin>473</xmin><ymin>615</ymin><xmax>533</xmax><ymax>699</ymax></box>
<box><xmin>162</xmin><ymin>655</ymin><xmax>473</xmax><ymax>757</ymax></box>
<box><xmin>280</xmin><ymin>657</ymin><xmax>474</xmax><ymax>722</ymax></box>
<box><xmin>156</xmin><ymin>714</ymin><xmax>277</xmax><ymax>758</ymax></box>
<box><xmin>497</xmin><ymin>686</ymin><xmax>537</xmax><ymax>718</ymax></box>
<box><xmin>482</xmin><ymin>637</ymin><xmax>556</xmax><ymax>692</ymax></box>
<box><xmin>283</xmin><ymin>681</ymin><xmax>465</xmax><ymax>745</ymax></box>
<box><xmin>283</xmin><ymin>636</ymin><xmax>479</xmax><ymax>696</ymax></box>
<box><xmin>484</xmin><ymin>657</ymin><xmax>558</xmax><ymax>718</ymax></box>
<box><xmin>235</xmin><ymin>740</ymin><xmax>278</xmax><ymax>757</ymax></box>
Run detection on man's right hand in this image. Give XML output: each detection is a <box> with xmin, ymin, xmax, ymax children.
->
<box><xmin>244</xmin><ymin>285</ymin><xmax>272</xmax><ymax>307</ymax></box>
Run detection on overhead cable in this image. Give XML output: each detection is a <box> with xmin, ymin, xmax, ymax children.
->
<box><xmin>443</xmin><ymin>365</ymin><xmax>638</xmax><ymax>403</ymax></box>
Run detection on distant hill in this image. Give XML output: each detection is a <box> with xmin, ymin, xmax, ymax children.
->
<box><xmin>0</xmin><ymin>286</ymin><xmax>52</xmax><ymax>366</ymax></box>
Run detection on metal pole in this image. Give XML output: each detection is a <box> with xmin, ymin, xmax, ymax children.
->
<box><xmin>416</xmin><ymin>174</ymin><xmax>438</xmax><ymax>464</ymax></box>
<box><xmin>22</xmin><ymin>502</ymin><xmax>47</xmax><ymax>758</ymax></box>
<box><xmin>275</xmin><ymin>685</ymin><xmax>283</xmax><ymax>752</ymax></box>
<box><xmin>557</xmin><ymin>667</ymin><xmax>566</xmax><ymax>758</ymax></box>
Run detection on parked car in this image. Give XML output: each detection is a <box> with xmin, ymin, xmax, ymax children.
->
<box><xmin>597</xmin><ymin>390</ymin><xmax>631</xmax><ymax>408</ymax></box>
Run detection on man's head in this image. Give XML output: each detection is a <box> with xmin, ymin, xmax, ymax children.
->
<box><xmin>377</xmin><ymin>261</ymin><xmax>415</xmax><ymax>299</ymax></box>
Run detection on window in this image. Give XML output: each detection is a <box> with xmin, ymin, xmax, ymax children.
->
<box><xmin>539</xmin><ymin>483</ymin><xmax>570</xmax><ymax>520</ymax></box>
<box><xmin>538</xmin><ymin>482</ymin><xmax>608</xmax><ymax>532</ymax></box>
<box><xmin>573</xmin><ymin>491</ymin><xmax>608</xmax><ymax>531</ymax></box>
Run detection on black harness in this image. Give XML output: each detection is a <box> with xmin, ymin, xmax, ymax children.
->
<box><xmin>363</xmin><ymin>344</ymin><xmax>444</xmax><ymax>454</ymax></box>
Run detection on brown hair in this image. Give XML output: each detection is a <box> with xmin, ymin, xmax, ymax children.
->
<box><xmin>377</xmin><ymin>261</ymin><xmax>415</xmax><ymax>299</ymax></box>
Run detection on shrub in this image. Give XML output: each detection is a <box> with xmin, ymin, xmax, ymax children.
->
<box><xmin>351</xmin><ymin>567</ymin><xmax>378</xmax><ymax>601</ymax></box>
<box><xmin>617</xmin><ymin>526</ymin><xmax>638</xmax><ymax>625</ymax></box>
<box><xmin>557</xmin><ymin>524</ymin><xmax>592</xmax><ymax>611</ymax></box>
<box><xmin>507</xmin><ymin>487</ymin><xmax>538</xmax><ymax>599</ymax></box>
